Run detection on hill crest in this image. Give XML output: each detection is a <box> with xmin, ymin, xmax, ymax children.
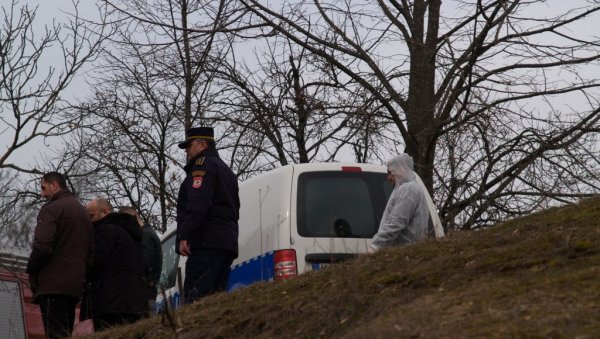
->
<box><xmin>90</xmin><ymin>196</ymin><xmax>600</xmax><ymax>338</ymax></box>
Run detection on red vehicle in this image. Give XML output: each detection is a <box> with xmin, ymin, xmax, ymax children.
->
<box><xmin>0</xmin><ymin>254</ymin><xmax>91</xmax><ymax>338</ymax></box>
<box><xmin>0</xmin><ymin>268</ymin><xmax>44</xmax><ymax>338</ymax></box>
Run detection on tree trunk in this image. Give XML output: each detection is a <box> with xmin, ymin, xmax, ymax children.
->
<box><xmin>405</xmin><ymin>0</ymin><xmax>440</xmax><ymax>195</ymax></box>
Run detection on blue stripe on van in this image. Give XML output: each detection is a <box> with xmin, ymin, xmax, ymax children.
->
<box><xmin>155</xmin><ymin>291</ymin><xmax>180</xmax><ymax>313</ymax></box>
<box><xmin>227</xmin><ymin>251</ymin><xmax>275</xmax><ymax>291</ymax></box>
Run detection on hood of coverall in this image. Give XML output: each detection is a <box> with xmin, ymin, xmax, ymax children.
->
<box><xmin>387</xmin><ymin>154</ymin><xmax>416</xmax><ymax>186</ymax></box>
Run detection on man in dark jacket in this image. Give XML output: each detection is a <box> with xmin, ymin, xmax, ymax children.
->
<box><xmin>176</xmin><ymin>126</ymin><xmax>240</xmax><ymax>304</ymax></box>
<box><xmin>85</xmin><ymin>198</ymin><xmax>147</xmax><ymax>331</ymax></box>
<box><xmin>119</xmin><ymin>206</ymin><xmax>162</xmax><ymax>313</ymax></box>
<box><xmin>26</xmin><ymin>172</ymin><xmax>94</xmax><ymax>339</ymax></box>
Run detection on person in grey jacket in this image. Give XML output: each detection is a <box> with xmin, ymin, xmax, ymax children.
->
<box><xmin>119</xmin><ymin>206</ymin><xmax>162</xmax><ymax>313</ymax></box>
<box><xmin>369</xmin><ymin>154</ymin><xmax>431</xmax><ymax>252</ymax></box>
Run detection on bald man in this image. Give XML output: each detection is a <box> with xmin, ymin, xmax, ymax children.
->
<box><xmin>84</xmin><ymin>199</ymin><xmax>147</xmax><ymax>331</ymax></box>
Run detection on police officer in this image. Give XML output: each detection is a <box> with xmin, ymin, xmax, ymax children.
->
<box><xmin>176</xmin><ymin>126</ymin><xmax>240</xmax><ymax>304</ymax></box>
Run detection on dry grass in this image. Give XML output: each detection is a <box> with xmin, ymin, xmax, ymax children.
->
<box><xmin>85</xmin><ymin>195</ymin><xmax>600</xmax><ymax>338</ymax></box>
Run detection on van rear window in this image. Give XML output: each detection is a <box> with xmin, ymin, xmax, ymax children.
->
<box><xmin>297</xmin><ymin>171</ymin><xmax>392</xmax><ymax>238</ymax></box>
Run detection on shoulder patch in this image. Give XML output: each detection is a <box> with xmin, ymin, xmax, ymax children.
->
<box><xmin>192</xmin><ymin>176</ymin><xmax>203</xmax><ymax>189</ymax></box>
<box><xmin>192</xmin><ymin>170</ymin><xmax>206</xmax><ymax>177</ymax></box>
<box><xmin>195</xmin><ymin>157</ymin><xmax>205</xmax><ymax>166</ymax></box>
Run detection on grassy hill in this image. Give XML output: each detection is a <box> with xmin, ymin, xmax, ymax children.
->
<box><xmin>88</xmin><ymin>196</ymin><xmax>600</xmax><ymax>338</ymax></box>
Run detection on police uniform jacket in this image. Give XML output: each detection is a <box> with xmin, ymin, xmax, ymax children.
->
<box><xmin>176</xmin><ymin>147</ymin><xmax>240</xmax><ymax>257</ymax></box>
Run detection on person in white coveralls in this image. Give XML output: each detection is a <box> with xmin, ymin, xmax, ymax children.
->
<box><xmin>369</xmin><ymin>154</ymin><xmax>433</xmax><ymax>253</ymax></box>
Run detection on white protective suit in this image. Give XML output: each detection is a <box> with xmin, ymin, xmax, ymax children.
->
<box><xmin>371</xmin><ymin>154</ymin><xmax>431</xmax><ymax>250</ymax></box>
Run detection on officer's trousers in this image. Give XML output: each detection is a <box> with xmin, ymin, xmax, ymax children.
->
<box><xmin>183</xmin><ymin>248</ymin><xmax>234</xmax><ymax>304</ymax></box>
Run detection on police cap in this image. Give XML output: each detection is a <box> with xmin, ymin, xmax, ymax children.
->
<box><xmin>178</xmin><ymin>126</ymin><xmax>215</xmax><ymax>149</ymax></box>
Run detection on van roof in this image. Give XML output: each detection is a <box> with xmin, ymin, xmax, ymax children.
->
<box><xmin>242</xmin><ymin>162</ymin><xmax>386</xmax><ymax>183</ymax></box>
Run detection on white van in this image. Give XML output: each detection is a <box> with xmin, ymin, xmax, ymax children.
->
<box><xmin>156</xmin><ymin>162</ymin><xmax>443</xmax><ymax>310</ymax></box>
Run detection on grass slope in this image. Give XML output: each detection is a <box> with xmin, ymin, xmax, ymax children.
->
<box><xmin>89</xmin><ymin>196</ymin><xmax>600</xmax><ymax>338</ymax></box>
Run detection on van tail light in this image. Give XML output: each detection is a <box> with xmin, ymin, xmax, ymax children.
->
<box><xmin>274</xmin><ymin>249</ymin><xmax>298</xmax><ymax>280</ymax></box>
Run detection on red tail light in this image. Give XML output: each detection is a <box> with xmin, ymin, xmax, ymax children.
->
<box><xmin>274</xmin><ymin>249</ymin><xmax>297</xmax><ymax>280</ymax></box>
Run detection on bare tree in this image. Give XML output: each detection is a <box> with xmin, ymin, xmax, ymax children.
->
<box><xmin>66</xmin><ymin>90</ymin><xmax>182</xmax><ymax>232</ymax></box>
<box><xmin>63</xmin><ymin>0</ymin><xmax>240</xmax><ymax>231</ymax></box>
<box><xmin>0</xmin><ymin>0</ymin><xmax>107</xmax><ymax>173</ymax></box>
<box><xmin>237</xmin><ymin>0</ymin><xmax>600</xmax><ymax>229</ymax></box>
<box><xmin>97</xmin><ymin>0</ymin><xmax>239</xmax><ymax>128</ymax></box>
<box><xmin>210</xmin><ymin>36</ymin><xmax>388</xmax><ymax>178</ymax></box>
<box><xmin>0</xmin><ymin>0</ymin><xmax>108</xmax><ymax>245</ymax></box>
<box><xmin>0</xmin><ymin>171</ymin><xmax>37</xmax><ymax>247</ymax></box>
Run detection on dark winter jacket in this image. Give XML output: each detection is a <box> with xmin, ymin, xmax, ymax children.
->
<box><xmin>141</xmin><ymin>224</ymin><xmax>162</xmax><ymax>300</ymax></box>
<box><xmin>88</xmin><ymin>212</ymin><xmax>147</xmax><ymax>317</ymax></box>
<box><xmin>26</xmin><ymin>190</ymin><xmax>94</xmax><ymax>304</ymax></box>
<box><xmin>176</xmin><ymin>148</ymin><xmax>240</xmax><ymax>257</ymax></box>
